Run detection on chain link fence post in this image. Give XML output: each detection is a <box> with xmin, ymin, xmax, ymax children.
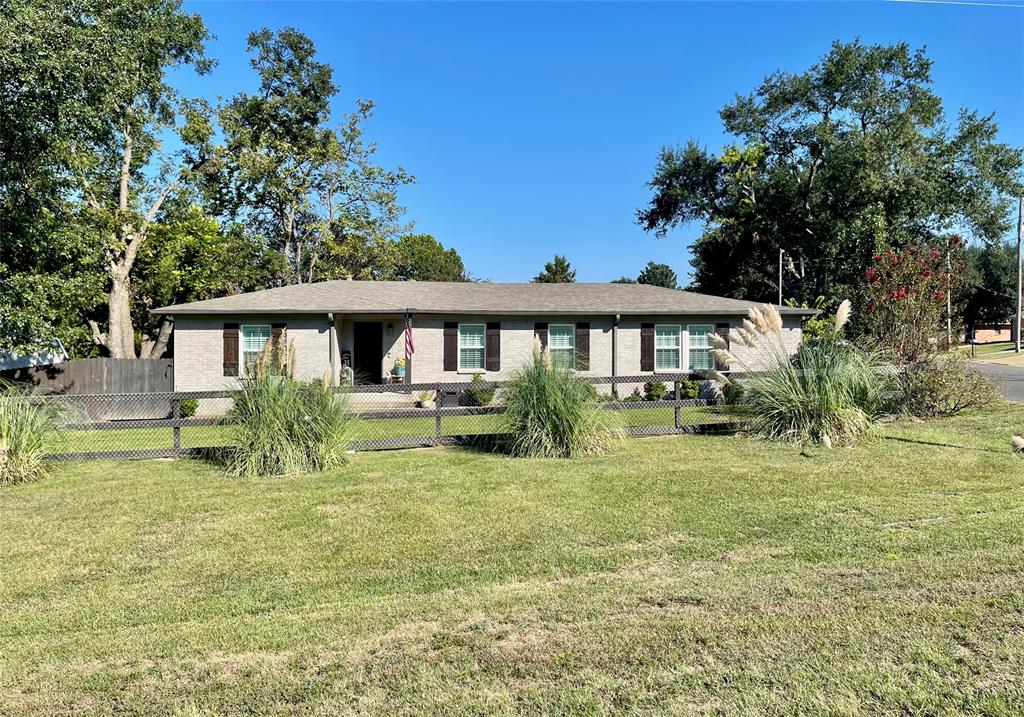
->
<box><xmin>171</xmin><ymin>396</ymin><xmax>181</xmax><ymax>452</ymax></box>
<box><xmin>434</xmin><ymin>391</ymin><xmax>443</xmax><ymax>446</ymax></box>
<box><xmin>674</xmin><ymin>380</ymin><xmax>682</xmax><ymax>432</ymax></box>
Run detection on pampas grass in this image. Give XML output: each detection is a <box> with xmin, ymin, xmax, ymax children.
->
<box><xmin>834</xmin><ymin>299</ymin><xmax>852</xmax><ymax>334</ymax></box>
<box><xmin>1</xmin><ymin>382</ymin><xmax>71</xmax><ymax>485</ymax></box>
<box><xmin>225</xmin><ymin>345</ymin><xmax>356</xmax><ymax>477</ymax></box>
<box><xmin>710</xmin><ymin>300</ymin><xmax>890</xmax><ymax>447</ymax></box>
<box><xmin>501</xmin><ymin>338</ymin><xmax>622</xmax><ymax>458</ymax></box>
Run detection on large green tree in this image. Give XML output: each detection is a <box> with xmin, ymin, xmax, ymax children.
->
<box><xmin>132</xmin><ymin>205</ymin><xmax>283</xmax><ymax>348</ymax></box>
<box><xmin>636</xmin><ymin>261</ymin><xmax>678</xmax><ymax>289</ymax></box>
<box><xmin>533</xmin><ymin>255</ymin><xmax>576</xmax><ymax>283</ymax></box>
<box><xmin>638</xmin><ymin>40</ymin><xmax>1024</xmax><ymax>307</ymax></box>
<box><xmin>962</xmin><ymin>241</ymin><xmax>1017</xmax><ymax>327</ymax></box>
<box><xmin>392</xmin><ymin>234</ymin><xmax>467</xmax><ymax>282</ymax></box>
<box><xmin>218</xmin><ymin>28</ymin><xmax>413</xmax><ymax>285</ymax></box>
<box><xmin>1</xmin><ymin>0</ymin><xmax>216</xmax><ymax>358</ymax></box>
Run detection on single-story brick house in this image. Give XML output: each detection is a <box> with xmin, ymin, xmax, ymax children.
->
<box><xmin>155</xmin><ymin>280</ymin><xmax>812</xmax><ymax>394</ymax></box>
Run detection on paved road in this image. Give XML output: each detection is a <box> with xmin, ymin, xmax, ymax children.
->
<box><xmin>971</xmin><ymin>362</ymin><xmax>1024</xmax><ymax>403</ymax></box>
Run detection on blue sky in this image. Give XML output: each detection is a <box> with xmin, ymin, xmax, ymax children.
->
<box><xmin>179</xmin><ymin>1</ymin><xmax>1024</xmax><ymax>284</ymax></box>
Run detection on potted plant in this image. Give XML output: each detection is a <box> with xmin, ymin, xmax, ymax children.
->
<box><xmin>393</xmin><ymin>357</ymin><xmax>406</xmax><ymax>378</ymax></box>
<box><xmin>417</xmin><ymin>391</ymin><xmax>436</xmax><ymax>409</ymax></box>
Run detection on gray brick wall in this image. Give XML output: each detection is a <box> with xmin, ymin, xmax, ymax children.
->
<box><xmin>173</xmin><ymin>312</ymin><xmax>804</xmax><ymax>402</ymax></box>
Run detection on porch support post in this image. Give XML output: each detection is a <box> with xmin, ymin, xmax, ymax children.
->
<box><xmin>404</xmin><ymin>310</ymin><xmax>413</xmax><ymax>385</ymax></box>
<box><xmin>612</xmin><ymin>313</ymin><xmax>619</xmax><ymax>398</ymax></box>
<box><xmin>327</xmin><ymin>312</ymin><xmax>338</xmax><ymax>386</ymax></box>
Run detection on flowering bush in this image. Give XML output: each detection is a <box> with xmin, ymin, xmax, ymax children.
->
<box><xmin>863</xmin><ymin>240</ymin><xmax>965</xmax><ymax>363</ymax></box>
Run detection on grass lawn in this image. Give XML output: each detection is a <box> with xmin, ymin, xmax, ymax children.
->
<box><xmin>959</xmin><ymin>342</ymin><xmax>1024</xmax><ymax>367</ymax></box>
<box><xmin>65</xmin><ymin>406</ymin><xmax>738</xmax><ymax>453</ymax></box>
<box><xmin>3</xmin><ymin>406</ymin><xmax>1024</xmax><ymax>715</ymax></box>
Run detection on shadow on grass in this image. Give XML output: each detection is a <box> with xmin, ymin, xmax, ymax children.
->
<box><xmin>882</xmin><ymin>435</ymin><xmax>1004</xmax><ymax>454</ymax></box>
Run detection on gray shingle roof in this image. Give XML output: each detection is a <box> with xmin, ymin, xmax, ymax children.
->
<box><xmin>154</xmin><ymin>280</ymin><xmax>814</xmax><ymax>316</ymax></box>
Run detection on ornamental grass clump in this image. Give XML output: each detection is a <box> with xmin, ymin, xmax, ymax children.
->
<box><xmin>705</xmin><ymin>300</ymin><xmax>892</xmax><ymax>447</ymax></box>
<box><xmin>501</xmin><ymin>338</ymin><xmax>622</xmax><ymax>458</ymax></box>
<box><xmin>0</xmin><ymin>382</ymin><xmax>72</xmax><ymax>485</ymax></box>
<box><xmin>225</xmin><ymin>343</ymin><xmax>356</xmax><ymax>477</ymax></box>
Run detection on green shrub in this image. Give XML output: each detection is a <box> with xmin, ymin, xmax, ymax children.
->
<box><xmin>898</xmin><ymin>353</ymin><xmax>1000</xmax><ymax>418</ymax></box>
<box><xmin>178</xmin><ymin>399</ymin><xmax>198</xmax><ymax>418</ymax></box>
<box><xmin>465</xmin><ymin>373</ymin><xmax>496</xmax><ymax>407</ymax></box>
<box><xmin>643</xmin><ymin>381</ymin><xmax>667</xmax><ymax>401</ymax></box>
<box><xmin>621</xmin><ymin>389</ymin><xmax>644</xmax><ymax>403</ymax></box>
<box><xmin>679</xmin><ymin>380</ymin><xmax>700</xmax><ymax>399</ymax></box>
<box><xmin>501</xmin><ymin>344</ymin><xmax>622</xmax><ymax>458</ymax></box>
<box><xmin>1</xmin><ymin>383</ymin><xmax>71</xmax><ymax>485</ymax></box>
<box><xmin>722</xmin><ymin>380</ymin><xmax>746</xmax><ymax>405</ymax></box>
<box><xmin>225</xmin><ymin>350</ymin><xmax>356</xmax><ymax>477</ymax></box>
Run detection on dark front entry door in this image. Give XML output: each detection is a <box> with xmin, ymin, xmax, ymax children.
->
<box><xmin>353</xmin><ymin>321</ymin><xmax>384</xmax><ymax>384</ymax></box>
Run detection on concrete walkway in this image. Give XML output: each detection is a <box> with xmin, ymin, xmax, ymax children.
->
<box><xmin>971</xmin><ymin>362</ymin><xmax>1024</xmax><ymax>403</ymax></box>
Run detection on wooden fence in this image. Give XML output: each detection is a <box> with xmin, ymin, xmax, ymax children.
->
<box><xmin>2</xmin><ymin>358</ymin><xmax>173</xmax><ymax>419</ymax></box>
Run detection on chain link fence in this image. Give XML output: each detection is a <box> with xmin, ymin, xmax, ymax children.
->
<box><xmin>40</xmin><ymin>374</ymin><xmax>747</xmax><ymax>461</ymax></box>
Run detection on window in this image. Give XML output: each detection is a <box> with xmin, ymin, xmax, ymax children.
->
<box><xmin>241</xmin><ymin>324</ymin><xmax>272</xmax><ymax>370</ymax></box>
<box><xmin>458</xmin><ymin>324</ymin><xmax>485</xmax><ymax>370</ymax></box>
<box><xmin>654</xmin><ymin>325</ymin><xmax>681</xmax><ymax>370</ymax></box>
<box><xmin>548</xmin><ymin>324</ymin><xmax>575</xmax><ymax>370</ymax></box>
<box><xmin>688</xmin><ymin>324</ymin><xmax>715</xmax><ymax>370</ymax></box>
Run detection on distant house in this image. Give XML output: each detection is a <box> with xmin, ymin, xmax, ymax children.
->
<box><xmin>967</xmin><ymin>321</ymin><xmax>1018</xmax><ymax>344</ymax></box>
<box><xmin>155</xmin><ymin>281</ymin><xmax>813</xmax><ymax>393</ymax></box>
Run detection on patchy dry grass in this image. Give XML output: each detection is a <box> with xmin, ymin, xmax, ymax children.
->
<box><xmin>2</xmin><ymin>405</ymin><xmax>1023</xmax><ymax>715</ymax></box>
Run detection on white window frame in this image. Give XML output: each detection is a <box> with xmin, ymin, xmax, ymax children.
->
<box><xmin>240</xmin><ymin>324</ymin><xmax>272</xmax><ymax>370</ymax></box>
<box><xmin>457</xmin><ymin>323</ymin><xmax>487</xmax><ymax>372</ymax></box>
<box><xmin>686</xmin><ymin>324</ymin><xmax>715</xmax><ymax>371</ymax></box>
<box><xmin>548</xmin><ymin>323</ymin><xmax>576</xmax><ymax>370</ymax></box>
<box><xmin>654</xmin><ymin>324</ymin><xmax>682</xmax><ymax>371</ymax></box>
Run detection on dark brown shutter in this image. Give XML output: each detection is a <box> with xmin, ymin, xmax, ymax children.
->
<box><xmin>535</xmin><ymin>322</ymin><xmax>548</xmax><ymax>349</ymax></box>
<box><xmin>575</xmin><ymin>322</ymin><xmax>590</xmax><ymax>370</ymax></box>
<box><xmin>640</xmin><ymin>323</ymin><xmax>654</xmax><ymax>372</ymax></box>
<box><xmin>223</xmin><ymin>323</ymin><xmax>239</xmax><ymax>376</ymax></box>
<box><xmin>485</xmin><ymin>322</ymin><xmax>501</xmax><ymax>372</ymax></box>
<box><xmin>271</xmin><ymin>322</ymin><xmax>287</xmax><ymax>369</ymax></box>
<box><xmin>715</xmin><ymin>322</ymin><xmax>730</xmax><ymax>370</ymax></box>
<box><xmin>443</xmin><ymin>322</ymin><xmax>458</xmax><ymax>371</ymax></box>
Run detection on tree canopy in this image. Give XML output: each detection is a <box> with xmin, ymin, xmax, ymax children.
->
<box><xmin>533</xmin><ymin>255</ymin><xmax>576</xmax><ymax>283</ymax></box>
<box><xmin>636</xmin><ymin>262</ymin><xmax>678</xmax><ymax>289</ymax></box>
<box><xmin>638</xmin><ymin>40</ymin><xmax>1024</xmax><ymax>309</ymax></box>
<box><xmin>217</xmin><ymin>28</ymin><xmax>413</xmax><ymax>285</ymax></box>
<box><xmin>962</xmin><ymin>241</ymin><xmax>1018</xmax><ymax>326</ymax></box>
<box><xmin>1</xmin><ymin>6</ymin><xmax>454</xmax><ymax>358</ymax></box>
<box><xmin>392</xmin><ymin>234</ymin><xmax>467</xmax><ymax>282</ymax></box>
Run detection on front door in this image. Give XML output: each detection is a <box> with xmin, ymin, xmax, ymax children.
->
<box><xmin>353</xmin><ymin>321</ymin><xmax>384</xmax><ymax>384</ymax></box>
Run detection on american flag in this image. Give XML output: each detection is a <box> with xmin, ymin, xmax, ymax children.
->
<box><xmin>404</xmin><ymin>314</ymin><xmax>415</xmax><ymax>360</ymax></box>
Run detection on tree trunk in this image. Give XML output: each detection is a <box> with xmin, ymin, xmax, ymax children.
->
<box><xmin>106</xmin><ymin>268</ymin><xmax>137</xmax><ymax>358</ymax></box>
<box><xmin>140</xmin><ymin>317</ymin><xmax>173</xmax><ymax>359</ymax></box>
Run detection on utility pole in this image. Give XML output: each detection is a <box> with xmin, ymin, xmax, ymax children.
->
<box><xmin>1017</xmin><ymin>196</ymin><xmax>1023</xmax><ymax>353</ymax></box>
<box><xmin>946</xmin><ymin>235</ymin><xmax>952</xmax><ymax>349</ymax></box>
<box><xmin>778</xmin><ymin>247</ymin><xmax>784</xmax><ymax>306</ymax></box>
